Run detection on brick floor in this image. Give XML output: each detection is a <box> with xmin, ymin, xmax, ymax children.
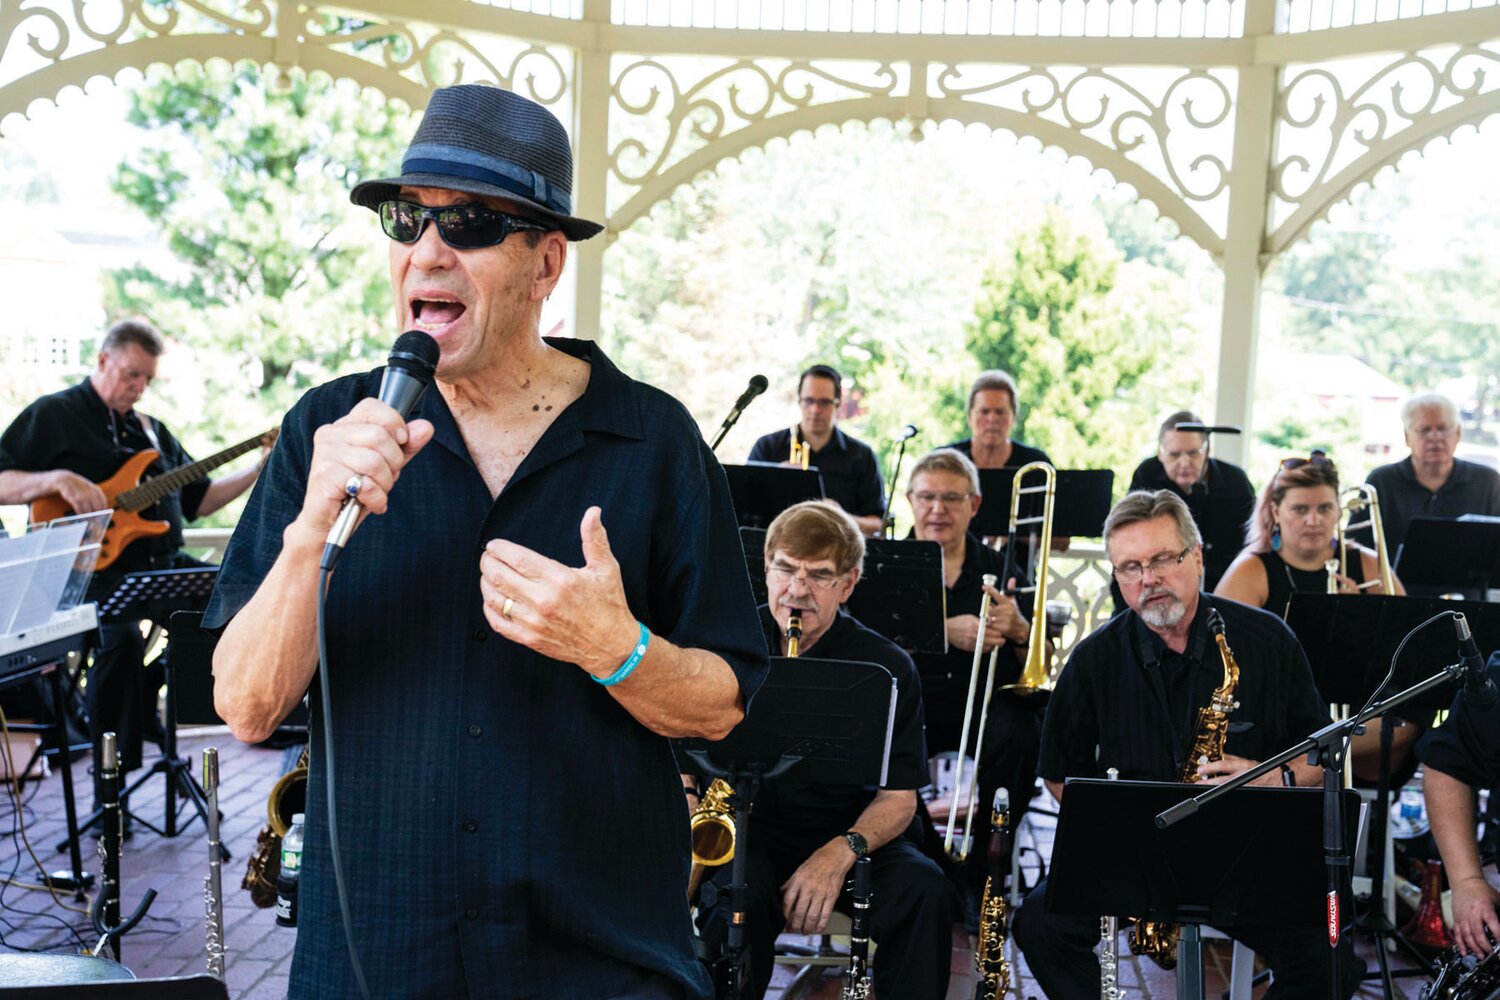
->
<box><xmin>0</xmin><ymin>731</ymin><xmax>1440</xmax><ymax>998</ymax></box>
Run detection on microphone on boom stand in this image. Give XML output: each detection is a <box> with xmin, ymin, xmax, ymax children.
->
<box><xmin>881</xmin><ymin>424</ymin><xmax>919</xmax><ymax>538</ymax></box>
<box><xmin>708</xmin><ymin>375</ymin><xmax>768</xmax><ymax>452</ymax></box>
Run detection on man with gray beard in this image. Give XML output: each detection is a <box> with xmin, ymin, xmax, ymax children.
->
<box><xmin>1011</xmin><ymin>490</ymin><xmax>1358</xmax><ymax>999</ymax></box>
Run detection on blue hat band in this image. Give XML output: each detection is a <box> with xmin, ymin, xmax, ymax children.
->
<box><xmin>402</xmin><ymin>156</ymin><xmax>572</xmax><ymax>217</ymax></box>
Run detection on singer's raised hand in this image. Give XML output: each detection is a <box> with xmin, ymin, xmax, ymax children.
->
<box><xmin>479</xmin><ymin>506</ymin><xmax>639</xmax><ymax>677</ymax></box>
<box><xmin>297</xmin><ymin>398</ymin><xmax>434</xmax><ymax>536</ymax></box>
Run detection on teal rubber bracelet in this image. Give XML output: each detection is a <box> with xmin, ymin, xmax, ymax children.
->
<box><xmin>596</xmin><ymin>621</ymin><xmax>649</xmax><ymax>687</ymax></box>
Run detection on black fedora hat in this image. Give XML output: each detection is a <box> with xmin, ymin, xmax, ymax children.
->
<box><xmin>351</xmin><ymin>85</ymin><xmax>603</xmax><ymax>242</ymax></box>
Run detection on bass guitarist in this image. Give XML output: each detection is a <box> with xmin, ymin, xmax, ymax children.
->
<box><xmin>0</xmin><ymin>318</ymin><xmax>263</xmax><ymax>820</ymax></box>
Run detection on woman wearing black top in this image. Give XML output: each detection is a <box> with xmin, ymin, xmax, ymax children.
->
<box><xmin>1216</xmin><ymin>452</ymin><xmax>1409</xmax><ymax>782</ymax></box>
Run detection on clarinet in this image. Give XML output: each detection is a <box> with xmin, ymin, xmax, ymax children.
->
<box><xmin>841</xmin><ymin>854</ymin><xmax>873</xmax><ymax>999</ymax></box>
<box><xmin>204</xmin><ymin>748</ymin><xmax>227</xmax><ymax>979</ymax></box>
<box><xmin>94</xmin><ymin>732</ymin><xmax>121</xmax><ymax>961</ymax></box>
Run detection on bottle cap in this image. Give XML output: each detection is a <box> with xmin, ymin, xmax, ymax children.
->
<box><xmin>291</xmin><ymin>812</ymin><xmax>306</xmax><ymax>825</ymax></box>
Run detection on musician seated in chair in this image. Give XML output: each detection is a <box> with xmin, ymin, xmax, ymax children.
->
<box><xmin>1012</xmin><ymin>489</ymin><xmax>1361</xmax><ymax>1000</ymax></box>
<box><xmin>1418</xmin><ymin>650</ymin><xmax>1500</xmax><ymax>960</ymax></box>
<box><xmin>905</xmin><ymin>447</ymin><xmax>1044</xmax><ymax>921</ymax></box>
<box><xmin>0</xmin><ymin>319</ymin><xmax>263</xmax><ymax>817</ymax></box>
<box><xmin>1215</xmin><ymin>451</ymin><xmax>1414</xmax><ymax>785</ymax></box>
<box><xmin>695</xmin><ymin>501</ymin><xmax>951</xmax><ymax>998</ymax></box>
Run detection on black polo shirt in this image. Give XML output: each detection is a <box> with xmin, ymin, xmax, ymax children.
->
<box><xmin>943</xmin><ymin>438</ymin><xmax>1050</xmax><ymax>468</ymax></box>
<box><xmin>1038</xmin><ymin>595</ymin><xmax>1330</xmax><ymax>784</ymax></box>
<box><xmin>1128</xmin><ymin>455</ymin><xmax>1253</xmax><ymax>498</ymax></box>
<box><xmin>1358</xmin><ymin>456</ymin><xmax>1500</xmax><ymax>553</ymax></box>
<box><xmin>914</xmin><ymin>533</ymin><xmax>1025</xmax><ymax>686</ymax></box>
<box><xmin>748</xmin><ymin>425</ymin><xmax>884</xmax><ymax>518</ymax></box>
<box><xmin>1416</xmin><ymin>651</ymin><xmax>1500</xmax><ymax>789</ymax></box>
<box><xmin>0</xmin><ymin>379</ymin><xmax>208</xmax><ymax>589</ymax></box>
<box><xmin>750</xmin><ymin>607</ymin><xmax>928</xmax><ymax>860</ymax></box>
<box><xmin>204</xmin><ymin>338</ymin><xmax>768</xmax><ymax>1000</ymax></box>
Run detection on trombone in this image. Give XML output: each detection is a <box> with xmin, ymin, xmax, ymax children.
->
<box><xmin>944</xmin><ymin>462</ymin><xmax>1059</xmax><ymax>862</ymax></box>
<box><xmin>1336</xmin><ymin>483</ymin><xmax>1396</xmax><ymax>595</ymax></box>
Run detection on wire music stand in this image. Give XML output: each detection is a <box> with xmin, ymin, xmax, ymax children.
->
<box><xmin>58</xmin><ymin>568</ymin><xmax>229</xmax><ymax>858</ymax></box>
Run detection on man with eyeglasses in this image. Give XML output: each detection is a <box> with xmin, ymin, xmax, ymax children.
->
<box><xmin>1357</xmin><ymin>393</ymin><xmax>1500</xmax><ymax>556</ymax></box>
<box><xmin>696</xmin><ymin>500</ymin><xmax>949</xmax><ymax>999</ymax></box>
<box><xmin>205</xmin><ymin>86</ymin><xmax>767</xmax><ymax>1000</ymax></box>
<box><xmin>748</xmin><ymin>364</ymin><xmax>884</xmax><ymax>535</ymax></box>
<box><xmin>904</xmin><ymin>447</ymin><xmax>1042</xmax><ymax>926</ymax></box>
<box><xmin>1013</xmin><ymin>489</ymin><xmax>1359</xmax><ymax>1000</ymax></box>
<box><xmin>1128</xmin><ymin>410</ymin><xmax>1253</xmax><ymax>591</ymax></box>
<box><xmin>0</xmin><ymin>318</ymin><xmax>262</xmax><ymax>827</ymax></box>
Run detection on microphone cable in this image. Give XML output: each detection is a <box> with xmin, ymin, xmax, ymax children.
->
<box><xmin>317</xmin><ymin>567</ymin><xmax>372</xmax><ymax>1000</ymax></box>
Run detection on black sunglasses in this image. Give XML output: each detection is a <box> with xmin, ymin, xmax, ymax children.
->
<box><xmin>378</xmin><ymin>200</ymin><xmax>550</xmax><ymax>249</ymax></box>
<box><xmin>1279</xmin><ymin>450</ymin><xmax>1333</xmax><ymax>471</ymax></box>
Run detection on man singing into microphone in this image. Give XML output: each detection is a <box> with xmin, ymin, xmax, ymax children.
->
<box><xmin>206</xmin><ymin>85</ymin><xmax>768</xmax><ymax>1000</ymax></box>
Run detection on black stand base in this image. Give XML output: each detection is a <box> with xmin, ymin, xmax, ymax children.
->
<box><xmin>35</xmin><ymin>869</ymin><xmax>94</xmax><ymax>892</ymax></box>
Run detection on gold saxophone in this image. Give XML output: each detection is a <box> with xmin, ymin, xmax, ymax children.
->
<box><xmin>242</xmin><ymin>746</ymin><xmax>308</xmax><ymax>908</ymax></box>
<box><xmin>973</xmin><ymin>789</ymin><xmax>1013</xmax><ymax>999</ymax></box>
<box><xmin>1128</xmin><ymin>606</ymin><xmax>1241</xmax><ymax>970</ymax></box>
<box><xmin>687</xmin><ymin>615</ymin><xmax>803</xmax><ymax>902</ymax></box>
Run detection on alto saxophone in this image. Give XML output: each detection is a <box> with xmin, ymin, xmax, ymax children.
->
<box><xmin>1128</xmin><ymin>607</ymin><xmax>1241</xmax><ymax>971</ymax></box>
<box><xmin>204</xmin><ymin>747</ymin><xmax>226</xmax><ymax>979</ymax></box>
<box><xmin>973</xmin><ymin>789</ymin><xmax>1013</xmax><ymax>1000</ymax></box>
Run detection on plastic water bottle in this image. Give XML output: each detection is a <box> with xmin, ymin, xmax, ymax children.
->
<box><xmin>275</xmin><ymin>812</ymin><xmax>305</xmax><ymax>927</ymax></box>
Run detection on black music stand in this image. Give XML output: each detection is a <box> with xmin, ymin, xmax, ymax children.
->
<box><xmin>675</xmin><ymin>656</ymin><xmax>896</xmax><ymax>996</ymax></box>
<box><xmin>1052</xmin><ymin>778</ymin><xmax>1356</xmax><ymax>999</ymax></box>
<box><xmin>723</xmin><ymin>463</ymin><xmax>825</xmax><ymax>530</ymax></box>
<box><xmin>60</xmin><ymin>569</ymin><xmax>227</xmax><ymax>857</ymax></box>
<box><xmin>1395</xmin><ymin>516</ymin><xmax>1500</xmax><ymax>600</ymax></box>
<box><xmin>971</xmin><ymin>469</ymin><xmax>1114</xmax><ymax>540</ymax></box>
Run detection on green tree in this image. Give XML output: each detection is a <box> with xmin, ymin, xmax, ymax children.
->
<box><xmin>964</xmin><ymin>208</ymin><xmax>1200</xmax><ymax>484</ymax></box>
<box><xmin>106</xmin><ymin>62</ymin><xmax>412</xmax><ymax>471</ymax></box>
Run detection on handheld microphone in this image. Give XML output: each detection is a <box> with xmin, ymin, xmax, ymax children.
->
<box><xmin>321</xmin><ymin>331</ymin><xmax>440</xmax><ymax>571</ymax></box>
<box><xmin>895</xmin><ymin>423</ymin><xmax>919</xmax><ymax>441</ymax></box>
<box><xmin>1454</xmin><ymin>613</ymin><xmax>1497</xmax><ymax>708</ymax></box>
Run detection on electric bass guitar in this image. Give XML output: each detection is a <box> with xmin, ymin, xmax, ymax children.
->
<box><xmin>30</xmin><ymin>428</ymin><xmax>277</xmax><ymax>570</ymax></box>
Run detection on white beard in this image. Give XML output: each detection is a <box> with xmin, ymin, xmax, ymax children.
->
<box><xmin>1138</xmin><ymin>589</ymin><xmax>1187</xmax><ymax>629</ymax></box>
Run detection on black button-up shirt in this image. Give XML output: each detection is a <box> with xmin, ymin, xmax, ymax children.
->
<box><xmin>0</xmin><ymin>379</ymin><xmax>208</xmax><ymax>592</ymax></box>
<box><xmin>749</xmin><ymin>608</ymin><xmax>928</xmax><ymax>860</ymax></box>
<box><xmin>748</xmin><ymin>425</ymin><xmax>884</xmax><ymax>517</ymax></box>
<box><xmin>204</xmin><ymin>339</ymin><xmax>768</xmax><ymax>1000</ymax></box>
<box><xmin>1038</xmin><ymin>596</ymin><xmax>1330</xmax><ymax>784</ymax></box>
<box><xmin>1416</xmin><ymin>651</ymin><xmax>1500</xmax><ymax>788</ymax></box>
<box><xmin>942</xmin><ymin>438</ymin><xmax>1051</xmax><ymax>469</ymax></box>
<box><xmin>1359</xmin><ymin>456</ymin><xmax>1500</xmax><ymax>553</ymax></box>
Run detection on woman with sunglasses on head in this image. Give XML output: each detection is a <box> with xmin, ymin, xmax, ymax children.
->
<box><xmin>1215</xmin><ymin>452</ymin><xmax>1404</xmax><ymax>615</ymax></box>
<box><xmin>1216</xmin><ymin>452</ymin><xmax>1412</xmax><ymax>783</ymax></box>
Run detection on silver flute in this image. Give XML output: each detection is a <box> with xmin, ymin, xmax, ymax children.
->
<box><xmin>1099</xmin><ymin>768</ymin><xmax>1126</xmax><ymax>999</ymax></box>
<box><xmin>203</xmin><ymin>747</ymin><xmax>226</xmax><ymax>979</ymax></box>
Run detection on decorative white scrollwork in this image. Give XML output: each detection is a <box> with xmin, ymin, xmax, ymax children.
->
<box><xmin>1269</xmin><ymin>44</ymin><xmax>1500</xmax><ymax>247</ymax></box>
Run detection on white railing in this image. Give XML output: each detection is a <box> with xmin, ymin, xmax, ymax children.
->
<box><xmin>609</xmin><ymin>0</ymin><xmax>1247</xmax><ymax>37</ymax></box>
<box><xmin>1275</xmin><ymin>0</ymin><xmax>1496</xmax><ymax>32</ymax></box>
<box><xmin>182</xmin><ymin>527</ymin><xmax>234</xmax><ymax>565</ymax></box>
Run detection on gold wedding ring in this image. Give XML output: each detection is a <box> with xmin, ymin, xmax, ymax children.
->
<box><xmin>501</xmin><ymin>597</ymin><xmax>515</xmax><ymax>620</ymax></box>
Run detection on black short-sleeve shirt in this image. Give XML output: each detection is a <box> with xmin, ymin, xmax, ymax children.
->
<box><xmin>0</xmin><ymin>379</ymin><xmax>208</xmax><ymax>590</ymax></box>
<box><xmin>943</xmin><ymin>438</ymin><xmax>1051</xmax><ymax>468</ymax></box>
<box><xmin>1358</xmin><ymin>457</ymin><xmax>1500</xmax><ymax>553</ymax></box>
<box><xmin>748</xmin><ymin>426</ymin><xmax>884</xmax><ymax>518</ymax></box>
<box><xmin>203</xmin><ymin>338</ymin><xmax>769</xmax><ymax>1000</ymax></box>
<box><xmin>1416</xmin><ymin>651</ymin><xmax>1500</xmax><ymax>789</ymax></box>
<box><xmin>1037</xmin><ymin>595</ymin><xmax>1330</xmax><ymax>784</ymax></box>
<box><xmin>749</xmin><ymin>607</ymin><xmax>928</xmax><ymax>860</ymax></box>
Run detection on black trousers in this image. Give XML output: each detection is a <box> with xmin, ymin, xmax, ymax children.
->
<box><xmin>87</xmin><ymin>620</ymin><xmax>150</xmax><ymax>806</ymax></box>
<box><xmin>1012</xmin><ymin>878</ymin><xmax>1362</xmax><ymax>1000</ymax></box>
<box><xmin>699</xmin><ymin>837</ymin><xmax>952</xmax><ymax>999</ymax></box>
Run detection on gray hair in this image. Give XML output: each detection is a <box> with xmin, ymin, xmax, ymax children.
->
<box><xmin>1401</xmin><ymin>393</ymin><xmax>1459</xmax><ymax>432</ymax></box>
<box><xmin>967</xmin><ymin>370</ymin><xmax>1019</xmax><ymax>412</ymax></box>
<box><xmin>1103</xmin><ymin>489</ymin><xmax>1202</xmax><ymax>557</ymax></box>
<box><xmin>908</xmin><ymin>448</ymin><xmax>981</xmax><ymax>496</ymax></box>
<box><xmin>1157</xmin><ymin>409</ymin><xmax>1205</xmax><ymax>445</ymax></box>
<box><xmin>101</xmin><ymin>318</ymin><xmax>165</xmax><ymax>358</ymax></box>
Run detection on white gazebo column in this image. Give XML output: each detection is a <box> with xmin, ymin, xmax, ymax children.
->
<box><xmin>570</xmin><ymin>0</ymin><xmax>611</xmax><ymax>339</ymax></box>
<box><xmin>1214</xmin><ymin>0</ymin><xmax>1279</xmax><ymax>466</ymax></box>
